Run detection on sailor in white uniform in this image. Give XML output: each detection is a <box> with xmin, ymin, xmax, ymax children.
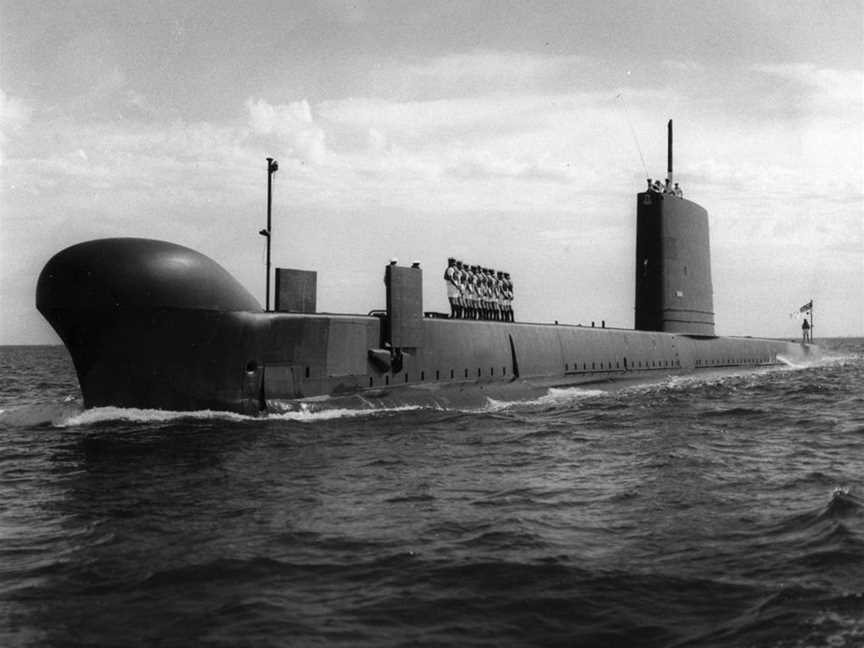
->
<box><xmin>504</xmin><ymin>272</ymin><xmax>514</xmax><ymax>321</ymax></box>
<box><xmin>467</xmin><ymin>266</ymin><xmax>480</xmax><ymax>319</ymax></box>
<box><xmin>444</xmin><ymin>258</ymin><xmax>460</xmax><ymax>318</ymax></box>
<box><xmin>479</xmin><ymin>267</ymin><xmax>487</xmax><ymax>319</ymax></box>
<box><xmin>453</xmin><ymin>261</ymin><xmax>464</xmax><ymax>318</ymax></box>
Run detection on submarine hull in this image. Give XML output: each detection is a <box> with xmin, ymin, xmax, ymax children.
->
<box><xmin>37</xmin><ymin>239</ymin><xmax>817</xmax><ymax>414</ymax></box>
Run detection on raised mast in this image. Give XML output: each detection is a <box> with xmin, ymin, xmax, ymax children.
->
<box><xmin>667</xmin><ymin>119</ymin><xmax>673</xmax><ymax>187</ymax></box>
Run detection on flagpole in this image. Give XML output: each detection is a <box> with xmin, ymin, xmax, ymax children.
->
<box><xmin>810</xmin><ymin>299</ymin><xmax>814</xmax><ymax>344</ymax></box>
<box><xmin>258</xmin><ymin>157</ymin><xmax>279</xmax><ymax>312</ymax></box>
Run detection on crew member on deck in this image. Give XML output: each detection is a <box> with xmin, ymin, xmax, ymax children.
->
<box><xmin>495</xmin><ymin>272</ymin><xmax>503</xmax><ymax>322</ymax></box>
<box><xmin>484</xmin><ymin>268</ymin><xmax>494</xmax><ymax>320</ymax></box>
<box><xmin>478</xmin><ymin>268</ymin><xmax>487</xmax><ymax>320</ymax></box>
<box><xmin>802</xmin><ymin>317</ymin><xmax>811</xmax><ymax>343</ymax></box>
<box><xmin>504</xmin><ymin>272</ymin><xmax>514</xmax><ymax>321</ymax></box>
<box><xmin>466</xmin><ymin>265</ymin><xmax>478</xmax><ymax>319</ymax></box>
<box><xmin>484</xmin><ymin>268</ymin><xmax>494</xmax><ymax>321</ymax></box>
<box><xmin>492</xmin><ymin>268</ymin><xmax>500</xmax><ymax>321</ymax></box>
<box><xmin>444</xmin><ymin>258</ymin><xmax>460</xmax><ymax>318</ymax></box>
<box><xmin>674</xmin><ymin>182</ymin><xmax>683</xmax><ymax>197</ymax></box>
<box><xmin>455</xmin><ymin>260</ymin><xmax>466</xmax><ymax>318</ymax></box>
<box><xmin>493</xmin><ymin>270</ymin><xmax>503</xmax><ymax>321</ymax></box>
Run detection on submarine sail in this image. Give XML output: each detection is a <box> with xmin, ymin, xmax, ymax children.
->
<box><xmin>635</xmin><ymin>120</ymin><xmax>715</xmax><ymax>336</ymax></box>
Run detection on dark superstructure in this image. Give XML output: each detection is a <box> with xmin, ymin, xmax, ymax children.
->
<box><xmin>635</xmin><ymin>121</ymin><xmax>714</xmax><ymax>336</ymax></box>
<box><xmin>635</xmin><ymin>187</ymin><xmax>714</xmax><ymax>335</ymax></box>
<box><xmin>36</xmin><ymin>122</ymin><xmax>818</xmax><ymax>414</ymax></box>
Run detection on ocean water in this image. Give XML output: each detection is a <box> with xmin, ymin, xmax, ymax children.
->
<box><xmin>1</xmin><ymin>341</ymin><xmax>863</xmax><ymax>647</ymax></box>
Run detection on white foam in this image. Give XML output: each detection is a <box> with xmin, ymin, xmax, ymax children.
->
<box><xmin>479</xmin><ymin>398</ymin><xmax>513</xmax><ymax>413</ymax></box>
<box><xmin>776</xmin><ymin>354</ymin><xmax>819</xmax><ymax>369</ymax></box>
<box><xmin>482</xmin><ymin>386</ymin><xmax>608</xmax><ymax>412</ymax></box>
<box><xmin>55</xmin><ymin>406</ymin><xmax>255</xmax><ymax>427</ymax></box>
<box><xmin>617</xmin><ymin>352</ymin><xmax>853</xmax><ymax>397</ymax></box>
<box><xmin>266</xmin><ymin>403</ymin><xmax>425</xmax><ymax>422</ymax></box>
<box><xmin>54</xmin><ymin>402</ymin><xmax>429</xmax><ymax>427</ymax></box>
<box><xmin>777</xmin><ymin>352</ymin><xmax>856</xmax><ymax>370</ymax></box>
<box><xmin>534</xmin><ymin>386</ymin><xmax>608</xmax><ymax>404</ymax></box>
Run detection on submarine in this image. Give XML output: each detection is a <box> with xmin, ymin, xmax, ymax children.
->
<box><xmin>36</xmin><ymin>121</ymin><xmax>817</xmax><ymax>414</ymax></box>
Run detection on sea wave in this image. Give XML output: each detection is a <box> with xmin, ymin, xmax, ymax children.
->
<box><xmin>620</xmin><ymin>353</ymin><xmax>847</xmax><ymax>396</ymax></box>
<box><xmin>0</xmin><ymin>401</ymin><xmax>84</xmax><ymax>428</ymax></box>
<box><xmin>820</xmin><ymin>487</ymin><xmax>862</xmax><ymax>521</ymax></box>
<box><xmin>777</xmin><ymin>351</ymin><xmax>860</xmax><ymax>369</ymax></box>
<box><xmin>764</xmin><ymin>487</ymin><xmax>863</xmax><ymax>561</ymax></box>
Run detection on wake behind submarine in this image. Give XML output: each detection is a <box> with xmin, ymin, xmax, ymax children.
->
<box><xmin>37</xmin><ymin>121</ymin><xmax>818</xmax><ymax>414</ymax></box>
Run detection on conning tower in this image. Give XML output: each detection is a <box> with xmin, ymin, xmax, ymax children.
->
<box><xmin>635</xmin><ymin>120</ymin><xmax>715</xmax><ymax>336</ymax></box>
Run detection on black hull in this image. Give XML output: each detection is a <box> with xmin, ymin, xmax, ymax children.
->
<box><xmin>39</xmin><ymin>292</ymin><xmax>816</xmax><ymax>416</ymax></box>
<box><xmin>36</xmin><ymin>230</ymin><xmax>817</xmax><ymax>416</ymax></box>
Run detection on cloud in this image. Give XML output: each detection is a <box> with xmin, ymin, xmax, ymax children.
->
<box><xmin>3</xmin><ymin>115</ymin><xmax>260</xmax><ymax>213</ymax></box>
<box><xmin>403</xmin><ymin>50</ymin><xmax>588</xmax><ymax>88</ymax></box>
<box><xmin>365</xmin><ymin>50</ymin><xmax>594</xmax><ymax>100</ymax></box>
<box><xmin>318</xmin><ymin>0</ymin><xmax>368</xmax><ymax>24</ymax></box>
<box><xmin>240</xmin><ymin>58</ymin><xmax>862</xmax><ymax>222</ymax></box>
<box><xmin>0</xmin><ymin>89</ymin><xmax>32</xmax><ymax>165</ymax></box>
<box><xmin>241</xmin><ymin>92</ymin><xmax>615</xmax><ymax>213</ymax></box>
<box><xmin>316</xmin><ymin>92</ymin><xmax>631</xmax><ymax>181</ymax></box>
<box><xmin>0</xmin><ymin>89</ymin><xmax>31</xmax><ymax>129</ymax></box>
<box><xmin>7</xmin><ymin>50</ymin><xmax>860</xmax><ymax>226</ymax></box>
<box><xmin>246</xmin><ymin>98</ymin><xmax>327</xmax><ymax>164</ymax></box>
<box><xmin>662</xmin><ymin>60</ymin><xmax>706</xmax><ymax>73</ymax></box>
<box><xmin>751</xmin><ymin>62</ymin><xmax>863</xmax><ymax>109</ymax></box>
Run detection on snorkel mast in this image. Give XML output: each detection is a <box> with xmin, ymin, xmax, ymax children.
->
<box><xmin>667</xmin><ymin>119</ymin><xmax>673</xmax><ymax>187</ymax></box>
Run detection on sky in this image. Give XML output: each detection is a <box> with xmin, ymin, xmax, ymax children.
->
<box><xmin>1</xmin><ymin>0</ymin><xmax>862</xmax><ymax>343</ymax></box>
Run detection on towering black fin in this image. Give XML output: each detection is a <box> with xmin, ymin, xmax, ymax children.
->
<box><xmin>634</xmin><ymin>122</ymin><xmax>715</xmax><ymax>336</ymax></box>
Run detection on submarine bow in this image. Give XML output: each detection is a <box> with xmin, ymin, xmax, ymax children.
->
<box><xmin>37</xmin><ymin>238</ymin><xmax>267</xmax><ymax>413</ymax></box>
<box><xmin>37</xmin><ymin>238</ymin><xmax>260</xmax><ymax>312</ymax></box>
